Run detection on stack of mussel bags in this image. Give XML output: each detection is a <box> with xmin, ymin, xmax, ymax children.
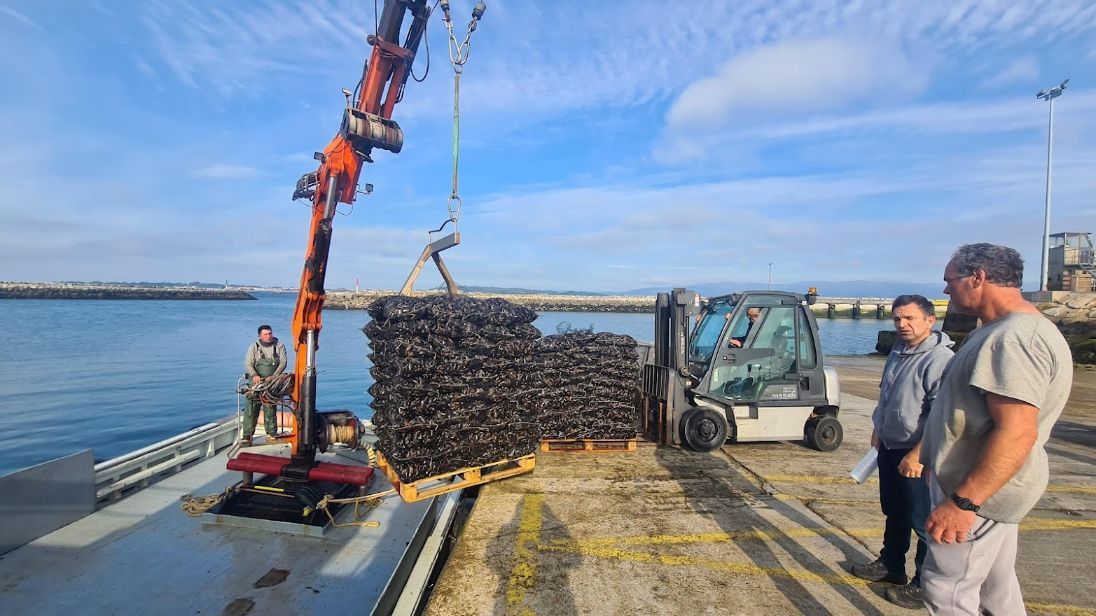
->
<box><xmin>366</xmin><ymin>295</ymin><xmax>639</xmax><ymax>484</ymax></box>
<box><xmin>530</xmin><ymin>330</ymin><xmax>639</xmax><ymax>440</ymax></box>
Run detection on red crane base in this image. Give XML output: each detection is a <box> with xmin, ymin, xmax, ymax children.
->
<box><xmin>227</xmin><ymin>452</ymin><xmax>374</xmax><ymax>486</ymax></box>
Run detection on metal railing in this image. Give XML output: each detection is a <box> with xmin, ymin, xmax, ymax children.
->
<box><xmin>93</xmin><ymin>418</ymin><xmax>239</xmax><ymax>505</ymax></box>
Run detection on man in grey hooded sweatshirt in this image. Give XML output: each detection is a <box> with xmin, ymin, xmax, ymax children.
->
<box><xmin>851</xmin><ymin>294</ymin><xmax>954</xmax><ymax>609</ymax></box>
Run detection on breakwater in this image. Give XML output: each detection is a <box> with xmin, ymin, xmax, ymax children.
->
<box><xmin>326</xmin><ymin>291</ymin><xmax>935</xmax><ymax>318</ymax></box>
<box><xmin>325</xmin><ymin>291</ymin><xmax>653</xmax><ymax>313</ymax></box>
<box><xmin>0</xmin><ymin>283</ymin><xmax>255</xmax><ymax>300</ymax></box>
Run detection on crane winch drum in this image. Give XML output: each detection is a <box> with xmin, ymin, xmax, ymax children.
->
<box><xmin>340</xmin><ymin>108</ymin><xmax>404</xmax><ymax>155</ymax></box>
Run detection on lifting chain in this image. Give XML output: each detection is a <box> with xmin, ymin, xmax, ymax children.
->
<box><xmin>436</xmin><ymin>1</ymin><xmax>486</xmax><ymax>234</ymax></box>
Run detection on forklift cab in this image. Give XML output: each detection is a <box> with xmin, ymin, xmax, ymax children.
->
<box><xmin>640</xmin><ymin>289</ymin><xmax>842</xmax><ymax>453</ymax></box>
<box><xmin>691</xmin><ymin>293</ymin><xmax>827</xmax><ymax>405</ymax></box>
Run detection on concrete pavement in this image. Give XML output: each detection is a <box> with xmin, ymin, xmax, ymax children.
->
<box><xmin>425</xmin><ymin>358</ymin><xmax>1096</xmax><ymax>616</ymax></box>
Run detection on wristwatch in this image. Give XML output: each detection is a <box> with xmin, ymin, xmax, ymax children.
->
<box><xmin>950</xmin><ymin>493</ymin><xmax>980</xmax><ymax>512</ymax></box>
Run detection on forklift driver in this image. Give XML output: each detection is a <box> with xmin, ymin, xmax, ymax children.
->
<box><xmin>729</xmin><ymin>307</ymin><xmax>763</xmax><ymax>347</ymax></box>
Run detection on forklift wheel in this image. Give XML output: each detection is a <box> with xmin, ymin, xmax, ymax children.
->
<box><xmin>804</xmin><ymin>415</ymin><xmax>843</xmax><ymax>452</ymax></box>
<box><xmin>681</xmin><ymin>408</ymin><xmax>729</xmax><ymax>452</ymax></box>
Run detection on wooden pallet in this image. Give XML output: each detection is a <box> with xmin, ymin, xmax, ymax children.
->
<box><xmin>540</xmin><ymin>438</ymin><xmax>638</xmax><ymax>453</ymax></box>
<box><xmin>375</xmin><ymin>451</ymin><xmax>536</xmax><ymax>503</ymax></box>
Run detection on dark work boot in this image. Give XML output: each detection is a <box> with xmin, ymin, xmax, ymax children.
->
<box><xmin>884</xmin><ymin>582</ymin><xmax>925</xmax><ymax>609</ymax></box>
<box><xmin>238</xmin><ymin>436</ymin><xmax>253</xmax><ymax>448</ymax></box>
<box><xmin>850</xmin><ymin>558</ymin><xmax>907</xmax><ymax>585</ymax></box>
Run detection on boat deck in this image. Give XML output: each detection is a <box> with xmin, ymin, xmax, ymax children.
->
<box><xmin>0</xmin><ymin>442</ymin><xmax>433</xmax><ymax>615</ymax></box>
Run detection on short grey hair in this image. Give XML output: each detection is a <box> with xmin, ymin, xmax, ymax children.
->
<box><xmin>951</xmin><ymin>243</ymin><xmax>1024</xmax><ymax>288</ymax></box>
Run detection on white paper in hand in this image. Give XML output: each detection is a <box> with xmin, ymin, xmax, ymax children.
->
<box><xmin>849</xmin><ymin>448</ymin><xmax>879</xmax><ymax>484</ymax></box>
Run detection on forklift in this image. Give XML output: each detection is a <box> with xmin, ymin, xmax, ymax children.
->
<box><xmin>640</xmin><ymin>288</ymin><xmax>843</xmax><ymax>452</ymax></box>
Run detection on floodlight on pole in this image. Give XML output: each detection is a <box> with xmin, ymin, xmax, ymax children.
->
<box><xmin>1036</xmin><ymin>78</ymin><xmax>1069</xmax><ymax>292</ymax></box>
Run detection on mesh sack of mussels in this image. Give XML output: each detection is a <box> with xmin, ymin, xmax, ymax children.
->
<box><xmin>529</xmin><ymin>331</ymin><xmax>640</xmax><ymax>440</ymax></box>
<box><xmin>365</xmin><ymin>295</ymin><xmax>542</xmax><ymax>483</ymax></box>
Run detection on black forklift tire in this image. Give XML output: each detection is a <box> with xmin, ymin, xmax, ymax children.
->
<box><xmin>804</xmin><ymin>415</ymin><xmax>843</xmax><ymax>452</ymax></box>
<box><xmin>681</xmin><ymin>408</ymin><xmax>729</xmax><ymax>452</ymax></box>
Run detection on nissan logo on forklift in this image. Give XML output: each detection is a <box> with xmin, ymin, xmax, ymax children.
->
<box><xmin>639</xmin><ymin>288</ymin><xmax>843</xmax><ymax>453</ymax></box>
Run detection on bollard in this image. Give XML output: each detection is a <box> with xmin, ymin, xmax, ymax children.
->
<box><xmin>876</xmin><ymin>304</ymin><xmax>886</xmax><ymax>319</ymax></box>
<box><xmin>827</xmin><ymin>304</ymin><xmax>835</xmax><ymax>319</ymax></box>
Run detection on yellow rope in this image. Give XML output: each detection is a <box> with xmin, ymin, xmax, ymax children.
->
<box><xmin>180</xmin><ymin>485</ymin><xmax>237</xmax><ymax>516</ymax></box>
<box><xmin>315</xmin><ymin>488</ymin><xmax>396</xmax><ymax>528</ymax></box>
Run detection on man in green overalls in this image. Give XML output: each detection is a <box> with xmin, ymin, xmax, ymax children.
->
<box><xmin>241</xmin><ymin>324</ymin><xmax>288</xmax><ymax>446</ymax></box>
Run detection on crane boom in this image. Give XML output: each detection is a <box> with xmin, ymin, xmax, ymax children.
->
<box><xmin>286</xmin><ymin>0</ymin><xmax>431</xmax><ymax>473</ymax></box>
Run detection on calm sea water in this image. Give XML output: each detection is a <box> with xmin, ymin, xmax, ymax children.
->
<box><xmin>0</xmin><ymin>294</ymin><xmax>888</xmax><ymax>475</ymax></box>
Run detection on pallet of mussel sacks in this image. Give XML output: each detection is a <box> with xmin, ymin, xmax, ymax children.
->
<box><xmin>375</xmin><ymin>451</ymin><xmax>535</xmax><ymax>502</ymax></box>
<box><xmin>365</xmin><ymin>295</ymin><xmax>545</xmax><ymax>504</ymax></box>
<box><xmin>534</xmin><ymin>330</ymin><xmax>642</xmax><ymax>454</ymax></box>
<box><xmin>540</xmin><ymin>437</ymin><xmax>639</xmax><ymax>453</ymax></box>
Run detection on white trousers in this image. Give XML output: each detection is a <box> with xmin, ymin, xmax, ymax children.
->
<box><xmin>921</xmin><ymin>479</ymin><xmax>1025</xmax><ymax>616</ymax></box>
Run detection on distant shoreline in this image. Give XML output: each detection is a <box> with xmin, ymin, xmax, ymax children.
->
<box><xmin>322</xmin><ymin>290</ymin><xmax>909</xmax><ymax>318</ymax></box>
<box><xmin>324</xmin><ymin>290</ymin><xmax>653</xmax><ymax>313</ymax></box>
<box><xmin>0</xmin><ymin>283</ymin><xmax>255</xmax><ymax>301</ymax></box>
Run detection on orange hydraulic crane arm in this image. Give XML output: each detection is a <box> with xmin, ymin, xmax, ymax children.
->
<box><xmin>286</xmin><ymin>0</ymin><xmax>431</xmax><ymax>469</ymax></box>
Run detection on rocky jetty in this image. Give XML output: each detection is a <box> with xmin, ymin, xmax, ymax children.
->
<box><xmin>325</xmin><ymin>291</ymin><xmax>653</xmax><ymax>313</ymax></box>
<box><xmin>1035</xmin><ymin>292</ymin><xmax>1096</xmax><ymax>364</ymax></box>
<box><xmin>1</xmin><ymin>282</ymin><xmax>255</xmax><ymax>300</ymax></box>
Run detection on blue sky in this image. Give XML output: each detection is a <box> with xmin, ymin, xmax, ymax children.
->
<box><xmin>1</xmin><ymin>1</ymin><xmax>1094</xmax><ymax>293</ymax></box>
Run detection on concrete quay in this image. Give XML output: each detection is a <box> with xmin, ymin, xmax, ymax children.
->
<box><xmin>424</xmin><ymin>357</ymin><xmax>1096</xmax><ymax>616</ymax></box>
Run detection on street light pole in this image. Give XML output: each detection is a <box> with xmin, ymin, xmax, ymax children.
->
<box><xmin>767</xmin><ymin>262</ymin><xmax>772</xmax><ymax>290</ymax></box>
<box><xmin>1037</xmin><ymin>79</ymin><xmax>1069</xmax><ymax>292</ymax></box>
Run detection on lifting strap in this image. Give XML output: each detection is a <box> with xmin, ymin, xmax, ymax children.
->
<box><xmin>399</xmin><ymin>1</ymin><xmax>485</xmax><ymax>297</ymax></box>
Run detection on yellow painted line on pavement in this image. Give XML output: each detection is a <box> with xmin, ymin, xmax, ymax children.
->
<box><xmin>1025</xmin><ymin>602</ymin><xmax>1096</xmax><ymax>616</ymax></box>
<box><xmin>1020</xmin><ymin>518</ymin><xmax>1096</xmax><ymax>531</ymax></box>
<box><xmin>540</xmin><ymin>517</ymin><xmax>1095</xmax><ymax>551</ymax></box>
<box><xmin>1045</xmin><ymin>484</ymin><xmax>1096</xmax><ymax>495</ymax></box>
<box><xmin>505</xmin><ymin>493</ymin><xmax>543</xmax><ymax>616</ymax></box>
<box><xmin>763</xmin><ymin>474</ymin><xmax>876</xmax><ymax>485</ymax></box>
<box><xmin>542</xmin><ymin>526</ymin><xmax>880</xmax><ymax>550</ymax></box>
<box><xmin>764</xmin><ymin>474</ymin><xmax>1096</xmax><ymax>496</ymax></box>
<box><xmin>538</xmin><ymin>542</ymin><xmax>871</xmax><ymax>587</ymax></box>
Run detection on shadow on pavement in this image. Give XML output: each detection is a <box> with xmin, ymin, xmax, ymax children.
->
<box><xmin>654</xmin><ymin>445</ymin><xmax>889</xmax><ymax>616</ymax></box>
<box><xmin>489</xmin><ymin>494</ymin><xmax>579</xmax><ymax>616</ymax></box>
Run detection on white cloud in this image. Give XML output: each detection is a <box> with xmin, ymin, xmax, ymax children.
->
<box><xmin>666</xmin><ymin>38</ymin><xmax>927</xmax><ymax>132</ymax></box>
<box><xmin>0</xmin><ymin>6</ymin><xmax>43</xmax><ymax>31</ymax></box>
<box><xmin>134</xmin><ymin>55</ymin><xmax>158</xmax><ymax>80</ymax></box>
<box><xmin>190</xmin><ymin>164</ymin><xmax>264</xmax><ymax>179</ymax></box>
<box><xmin>978</xmin><ymin>56</ymin><xmax>1040</xmax><ymax>89</ymax></box>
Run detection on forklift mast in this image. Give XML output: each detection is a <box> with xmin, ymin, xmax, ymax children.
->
<box><xmin>653</xmin><ymin>288</ymin><xmax>701</xmax><ymax>370</ymax></box>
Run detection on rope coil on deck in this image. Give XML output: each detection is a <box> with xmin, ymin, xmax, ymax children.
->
<box><xmin>180</xmin><ymin>485</ymin><xmax>237</xmax><ymax>516</ymax></box>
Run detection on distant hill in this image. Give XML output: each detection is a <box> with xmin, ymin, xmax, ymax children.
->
<box><xmin>623</xmin><ymin>281</ymin><xmax>947</xmax><ymax>299</ymax></box>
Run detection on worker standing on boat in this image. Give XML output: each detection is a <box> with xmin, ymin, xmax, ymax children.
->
<box><xmin>850</xmin><ymin>294</ymin><xmax>953</xmax><ymax>609</ymax></box>
<box><xmin>920</xmin><ymin>243</ymin><xmax>1073</xmax><ymax>615</ymax></box>
<box><xmin>241</xmin><ymin>324</ymin><xmax>288</xmax><ymax>446</ymax></box>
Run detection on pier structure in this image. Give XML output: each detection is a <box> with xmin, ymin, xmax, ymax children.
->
<box><xmin>811</xmin><ymin>297</ymin><xmax>948</xmax><ymax>320</ymax></box>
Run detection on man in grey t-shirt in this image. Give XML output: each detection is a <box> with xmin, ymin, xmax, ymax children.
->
<box><xmin>920</xmin><ymin>244</ymin><xmax>1073</xmax><ymax>615</ymax></box>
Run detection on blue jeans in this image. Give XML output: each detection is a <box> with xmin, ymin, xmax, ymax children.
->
<box><xmin>878</xmin><ymin>444</ymin><xmax>931</xmax><ymax>585</ymax></box>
